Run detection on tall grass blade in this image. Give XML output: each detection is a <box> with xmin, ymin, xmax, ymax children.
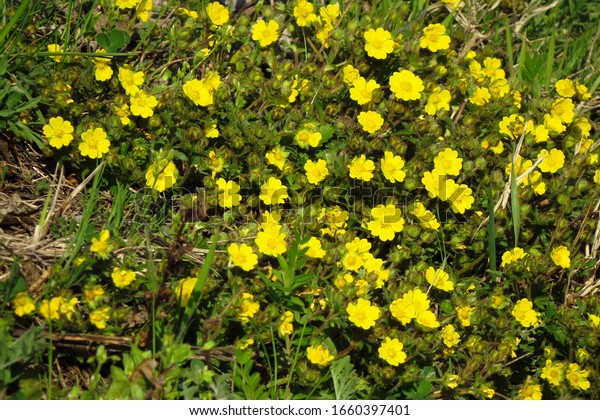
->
<box><xmin>510</xmin><ymin>164</ymin><xmax>520</xmax><ymax>247</ymax></box>
<box><xmin>487</xmin><ymin>184</ymin><xmax>497</xmax><ymax>282</ymax></box>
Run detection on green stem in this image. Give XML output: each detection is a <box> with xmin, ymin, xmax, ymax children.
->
<box><xmin>0</xmin><ymin>0</ymin><xmax>31</xmax><ymax>49</ymax></box>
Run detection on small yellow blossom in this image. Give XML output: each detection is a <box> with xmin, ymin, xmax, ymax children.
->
<box><xmin>130</xmin><ymin>91</ymin><xmax>158</xmax><ymax>118</ymax></box>
<box><xmin>145</xmin><ymin>160</ymin><xmax>178</xmax><ymax>192</ymax></box>
<box><xmin>419</xmin><ymin>23</ymin><xmax>451</xmax><ymax>52</ymax></box>
<box><xmin>238</xmin><ymin>293</ymin><xmax>260</xmax><ymax>323</ymax></box>
<box><xmin>90</xmin><ymin>229</ymin><xmax>111</xmax><ymax>258</ymax></box>
<box><xmin>441</xmin><ymin>324</ymin><xmax>460</xmax><ymax>348</ymax></box>
<box><xmin>118</xmin><ymin>66</ymin><xmax>144</xmax><ymax>96</ymax></box>
<box><xmin>111</xmin><ymin>267</ymin><xmax>136</xmax><ymax>288</ymax></box>
<box><xmin>349</xmin><ymin>77</ymin><xmax>380</xmax><ymax>105</ymax></box>
<box><xmin>206</xmin><ymin>2</ymin><xmax>229</xmax><ymax>26</ymax></box>
<box><xmin>389</xmin><ymin>70</ymin><xmax>424</xmax><ymax>101</ymax></box>
<box><xmin>518</xmin><ymin>381</ymin><xmax>542</xmax><ymax>400</ymax></box>
<box><xmin>255</xmin><ymin>224</ymin><xmax>287</xmax><ymax>257</ymax></box>
<box><xmin>367</xmin><ymin>204</ymin><xmax>405</xmax><ymax>241</ymax></box>
<box><xmin>512</xmin><ymin>298</ymin><xmax>541</xmax><ymax>328</ymax></box>
<box><xmin>175</xmin><ymin>276</ymin><xmax>197</xmax><ymax>307</ymax></box>
<box><xmin>304</xmin><ymin>159</ymin><xmax>329</xmax><ymax>185</ymax></box>
<box><xmin>348</xmin><ymin>155</ymin><xmax>375</xmax><ymax>181</ymax></box>
<box><xmin>216</xmin><ymin>178</ymin><xmax>241</xmax><ymax>208</ymax></box>
<box><xmin>426</xmin><ymin>266</ymin><xmax>454</xmax><ymax>291</ymax></box>
<box><xmin>550</xmin><ymin>245</ymin><xmax>571</xmax><ymax>268</ymax></box>
<box><xmin>347</xmin><ymin>298</ymin><xmax>380</xmax><ymax>329</ymax></box>
<box><xmin>47</xmin><ymin>44</ymin><xmax>63</xmax><ymax>62</ymax></box>
<box><xmin>364</xmin><ymin>27</ymin><xmax>395</xmax><ymax>59</ymax></box>
<box><xmin>259</xmin><ymin>177</ymin><xmax>289</xmax><ymax>205</ymax></box>
<box><xmin>228</xmin><ymin>243</ymin><xmax>258</xmax><ymax>271</ymax></box>
<box><xmin>566</xmin><ymin>363</ymin><xmax>590</xmax><ymax>391</ymax></box>
<box><xmin>13</xmin><ymin>292</ymin><xmax>36</xmax><ymax>317</ymax></box>
<box><xmin>90</xmin><ymin>307</ymin><xmax>110</xmax><ymax>329</ymax></box>
<box><xmin>357</xmin><ymin>110</ymin><xmax>384</xmax><ymax>134</ymax></box>
<box><xmin>301</xmin><ymin>237</ymin><xmax>326</xmax><ymax>258</ymax></box>
<box><xmin>307</xmin><ymin>344</ymin><xmax>334</xmax><ymax>366</ymax></box>
<box><xmin>79</xmin><ymin>127</ymin><xmax>110</xmax><ymax>159</ymax></box>
<box><xmin>252</xmin><ymin>19</ymin><xmax>279</xmax><ymax>47</ymax></box>
<box><xmin>378</xmin><ymin>337</ymin><xmax>407</xmax><ymax>366</ymax></box>
<box><xmin>278</xmin><ymin>311</ymin><xmax>294</xmax><ymax>336</ymax></box>
<box><xmin>43</xmin><ymin>116</ymin><xmax>74</xmax><ymax>149</ymax></box>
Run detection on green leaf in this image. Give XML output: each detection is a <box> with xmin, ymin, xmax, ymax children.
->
<box><xmin>510</xmin><ymin>163</ymin><xmax>520</xmax><ymax>247</ymax></box>
<box><xmin>330</xmin><ymin>355</ymin><xmax>359</xmax><ymax>400</ymax></box>
<box><xmin>96</xmin><ymin>33</ymin><xmax>111</xmax><ymax>50</ymax></box>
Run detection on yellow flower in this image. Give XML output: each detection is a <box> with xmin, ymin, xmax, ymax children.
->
<box><xmin>391</xmin><ymin>289</ymin><xmax>433</xmax><ymax>326</ymax></box>
<box><xmin>421</xmin><ymin>168</ymin><xmax>445</xmax><ymax>199</ymax></box>
<box><xmin>175</xmin><ymin>276</ymin><xmax>197</xmax><ymax>307</ymax></box>
<box><xmin>318</xmin><ymin>206</ymin><xmax>348</xmax><ymax>237</ymax></box>
<box><xmin>518</xmin><ymin>381</ymin><xmax>542</xmax><ymax>400</ymax></box>
<box><xmin>183</xmin><ymin>77</ymin><xmax>218</xmax><ymax>107</ymax></box>
<box><xmin>237</xmin><ymin>337</ymin><xmax>254</xmax><ymax>350</ymax></box>
<box><xmin>111</xmin><ymin>267</ymin><xmax>136</xmax><ymax>288</ymax></box>
<box><xmin>206</xmin><ymin>2</ymin><xmax>229</xmax><ymax>26</ymax></box>
<box><xmin>145</xmin><ymin>160</ymin><xmax>178</xmax><ymax>192</ymax></box>
<box><xmin>13</xmin><ymin>292</ymin><xmax>36</xmax><ymax>317</ymax></box>
<box><xmin>357</xmin><ymin>110</ymin><xmax>384</xmax><ymax>134</ymax></box>
<box><xmin>389</xmin><ymin>70</ymin><xmax>424</xmax><ymax>101</ymax></box>
<box><xmin>304</xmin><ymin>159</ymin><xmax>329</xmax><ymax>185</ymax></box>
<box><xmin>551</xmin><ymin>98</ymin><xmax>575</xmax><ymax>124</ymax></box>
<box><xmin>500</xmin><ymin>247</ymin><xmax>527</xmax><ymax>267</ymax></box>
<box><xmin>415</xmin><ymin>309</ymin><xmax>440</xmax><ymax>329</ymax></box>
<box><xmin>130</xmin><ymin>91</ymin><xmax>158</xmax><ymax>118</ymax></box>
<box><xmin>259</xmin><ymin>177</ymin><xmax>288</xmax><ymax>205</ymax></box>
<box><xmin>347</xmin><ymin>298</ymin><xmax>380</xmax><ymax>329</ymax></box>
<box><xmin>255</xmin><ymin>224</ymin><xmax>287</xmax><ymax>257</ymax></box>
<box><xmin>469</xmin><ymin>87</ymin><xmax>491</xmax><ymax>106</ymax></box>
<box><xmin>544</xmin><ymin>113</ymin><xmax>566</xmax><ymax>134</ymax></box>
<box><xmin>550</xmin><ymin>245</ymin><xmax>570</xmax><ymax>268</ymax></box>
<box><xmin>505</xmin><ymin>155</ymin><xmax>533</xmax><ymax>186</ymax></box>
<box><xmin>90</xmin><ymin>229</ymin><xmax>111</xmax><ymax>258</ymax></box>
<box><xmin>118</xmin><ymin>66</ymin><xmax>144</xmax><ymax>95</ymax></box>
<box><xmin>537</xmin><ymin>148</ymin><xmax>565</xmax><ymax>173</ymax></box>
<box><xmin>238</xmin><ymin>293</ymin><xmax>260</xmax><ymax>323</ymax></box>
<box><xmin>434</xmin><ymin>148</ymin><xmax>462</xmax><ymax>176</ymax></box>
<box><xmin>411</xmin><ymin>202</ymin><xmax>440</xmax><ymax>230</ymax></box>
<box><xmin>47</xmin><ymin>44</ymin><xmax>63</xmax><ymax>62</ymax></box>
<box><xmin>295</xmin><ymin>126</ymin><xmax>322</xmax><ymax>148</ymax></box>
<box><xmin>177</xmin><ymin>7</ymin><xmax>198</xmax><ymax>19</ymax></box>
<box><xmin>348</xmin><ymin>154</ymin><xmax>375</xmax><ymax>181</ymax></box>
<box><xmin>114</xmin><ymin>104</ymin><xmax>130</xmax><ymax>125</ymax></box>
<box><xmin>576</xmin><ymin>81</ymin><xmax>591</xmax><ymax>100</ymax></box>
<box><xmin>426</xmin><ymin>266</ymin><xmax>454</xmax><ymax>291</ymax></box>
<box><xmin>378</xmin><ymin>337</ymin><xmax>407</xmax><ymax>366</ymax></box>
<box><xmin>307</xmin><ymin>344</ymin><xmax>334</xmax><ymax>366</ymax></box>
<box><xmin>208</xmin><ymin>150</ymin><xmax>224</xmax><ymax>179</ymax></box>
<box><xmin>39</xmin><ymin>297</ymin><xmax>62</xmax><ymax>321</ymax></box>
<box><xmin>293</xmin><ymin>0</ymin><xmax>317</xmax><ymax>27</ymax></box>
<box><xmin>204</xmin><ymin>121</ymin><xmax>220</xmax><ymax>138</ymax></box>
<box><xmin>419</xmin><ymin>23</ymin><xmax>451</xmax><ymax>52</ymax></box>
<box><xmin>115</xmin><ymin>0</ymin><xmax>138</xmax><ymax>9</ymax></box>
<box><xmin>455</xmin><ymin>305</ymin><xmax>474</xmax><ymax>327</ymax></box>
<box><xmin>441</xmin><ymin>324</ymin><xmax>460</xmax><ymax>348</ymax></box>
<box><xmin>278</xmin><ymin>311</ymin><xmax>294</xmax><ymax>336</ymax></box>
<box><xmin>252</xmin><ymin>19</ymin><xmax>280</xmax><ymax>47</ymax></box>
<box><xmin>43</xmin><ymin>116</ymin><xmax>74</xmax><ymax>149</ymax></box>
<box><xmin>555</xmin><ymin>78</ymin><xmax>575</xmax><ymax>98</ymax></box>
<box><xmin>588</xmin><ymin>314</ymin><xmax>599</xmax><ymax>328</ymax></box>
<box><xmin>94</xmin><ymin>63</ymin><xmax>113</xmax><ymax>82</ymax></box>
<box><xmin>227</xmin><ymin>243</ymin><xmax>258</xmax><ymax>271</ymax></box>
<box><xmin>301</xmin><ymin>237</ymin><xmax>326</xmax><ymax>258</ymax></box>
<box><xmin>135</xmin><ymin>0</ymin><xmax>152</xmax><ymax>23</ymax></box>
<box><xmin>216</xmin><ymin>178</ymin><xmax>241</xmax><ymax>208</ymax></box>
<box><xmin>367</xmin><ymin>204</ymin><xmax>405</xmax><ymax>241</ymax></box>
<box><xmin>566</xmin><ymin>363</ymin><xmax>590</xmax><ymax>391</ymax></box>
<box><xmin>342</xmin><ymin>64</ymin><xmax>360</xmax><ymax>85</ymax></box>
<box><xmin>512</xmin><ymin>298</ymin><xmax>541</xmax><ymax>328</ymax></box>
<box><xmin>90</xmin><ymin>307</ymin><xmax>110</xmax><ymax>329</ymax></box>
<box><xmin>483</xmin><ymin>57</ymin><xmax>505</xmax><ymax>80</ymax></box>
<box><xmin>447</xmin><ymin>183</ymin><xmax>474</xmax><ymax>214</ymax></box>
<box><xmin>380</xmin><ymin>151</ymin><xmax>406</xmax><ymax>183</ymax></box>
<box><xmin>541</xmin><ymin>359</ymin><xmax>564</xmax><ymax>386</ymax></box>
<box><xmin>364</xmin><ymin>27</ymin><xmax>395</xmax><ymax>59</ymax></box>
<box><xmin>425</xmin><ymin>87</ymin><xmax>451</xmax><ymax>115</ymax></box>
<box><xmin>84</xmin><ymin>285</ymin><xmax>105</xmax><ymax>303</ymax></box>
<box><xmin>79</xmin><ymin>127</ymin><xmax>110</xmax><ymax>159</ymax></box>
<box><xmin>266</xmin><ymin>146</ymin><xmax>289</xmax><ymax>170</ymax></box>
<box><xmin>59</xmin><ymin>296</ymin><xmax>78</xmax><ymax>321</ymax></box>
<box><xmin>481</xmin><ymin>386</ymin><xmax>495</xmax><ymax>399</ymax></box>
<box><xmin>319</xmin><ymin>2</ymin><xmax>340</xmax><ymax>25</ymax></box>
<box><xmin>349</xmin><ymin>77</ymin><xmax>380</xmax><ymax>105</ymax></box>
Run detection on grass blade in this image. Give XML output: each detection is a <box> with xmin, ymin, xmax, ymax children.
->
<box><xmin>487</xmin><ymin>184</ymin><xmax>497</xmax><ymax>282</ymax></box>
<box><xmin>510</xmin><ymin>164</ymin><xmax>520</xmax><ymax>247</ymax></box>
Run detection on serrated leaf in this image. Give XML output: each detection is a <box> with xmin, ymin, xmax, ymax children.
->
<box><xmin>330</xmin><ymin>355</ymin><xmax>358</xmax><ymax>400</ymax></box>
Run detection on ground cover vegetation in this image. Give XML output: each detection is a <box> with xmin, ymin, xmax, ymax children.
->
<box><xmin>0</xmin><ymin>0</ymin><xmax>599</xmax><ymax>400</ymax></box>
